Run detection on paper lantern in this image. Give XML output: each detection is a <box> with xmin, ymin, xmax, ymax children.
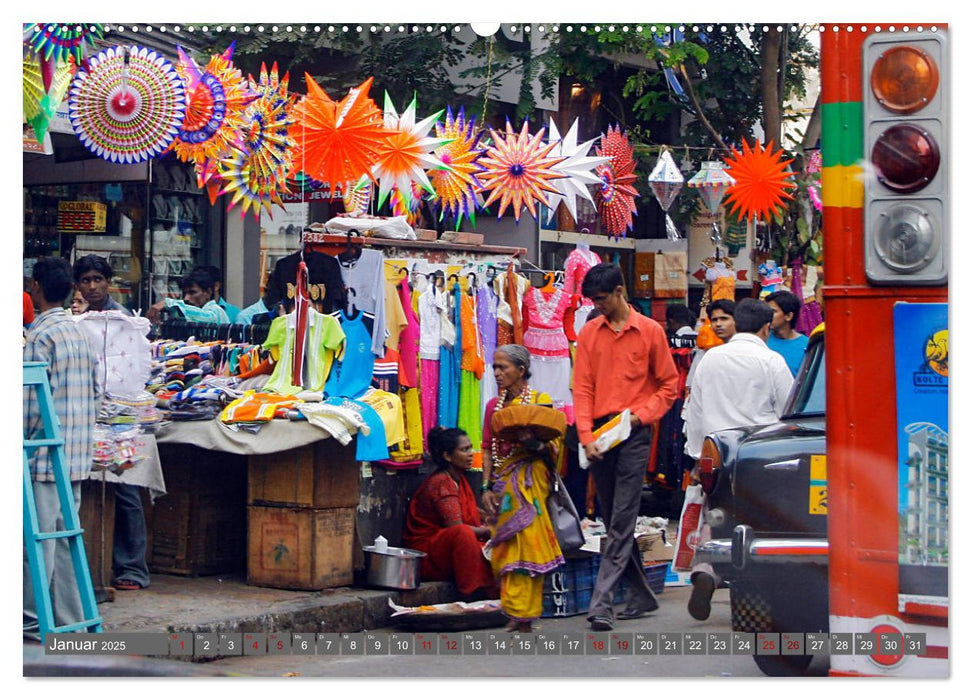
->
<box><xmin>477</xmin><ymin>120</ymin><xmax>565</xmax><ymax>222</ymax></box>
<box><xmin>430</xmin><ymin>106</ymin><xmax>486</xmax><ymax>228</ymax></box>
<box><xmin>292</xmin><ymin>76</ymin><xmax>386</xmax><ymax>190</ymax></box>
<box><xmin>722</xmin><ymin>139</ymin><xmax>796</xmax><ymax>223</ymax></box>
<box><xmin>545</xmin><ymin>118</ymin><xmax>610</xmax><ymax>225</ymax></box>
<box><xmin>595</xmin><ymin>125</ymin><xmax>639</xmax><ymax>236</ymax></box>
<box><xmin>371</xmin><ymin>93</ymin><xmax>451</xmax><ymax>211</ymax></box>
<box><xmin>67</xmin><ymin>45</ymin><xmax>186</xmax><ymax>164</ymax></box>
<box><xmin>648</xmin><ymin>150</ymin><xmax>685</xmax><ymax>240</ymax></box>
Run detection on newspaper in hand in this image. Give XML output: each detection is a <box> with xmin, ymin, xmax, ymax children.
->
<box><xmin>578</xmin><ymin>409</ymin><xmax>632</xmax><ymax>469</ymax></box>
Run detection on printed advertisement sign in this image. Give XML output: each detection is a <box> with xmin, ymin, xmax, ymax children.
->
<box><xmin>894</xmin><ymin>303</ymin><xmax>948</xmax><ymax>607</ymax></box>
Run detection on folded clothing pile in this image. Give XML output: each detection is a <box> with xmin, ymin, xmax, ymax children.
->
<box><xmin>158</xmin><ymin>382</ymin><xmax>242</xmax><ymax>421</ymax></box>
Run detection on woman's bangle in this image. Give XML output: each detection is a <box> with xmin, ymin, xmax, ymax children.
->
<box><xmin>480</xmin><ymin>482</ymin><xmax>491</xmax><ymax>494</ymax></box>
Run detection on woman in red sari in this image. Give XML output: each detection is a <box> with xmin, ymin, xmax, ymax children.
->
<box><xmin>403</xmin><ymin>427</ymin><xmax>497</xmax><ymax>599</ymax></box>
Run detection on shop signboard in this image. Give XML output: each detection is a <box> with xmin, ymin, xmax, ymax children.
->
<box><xmin>57</xmin><ymin>201</ymin><xmax>107</xmax><ymax>233</ymax></box>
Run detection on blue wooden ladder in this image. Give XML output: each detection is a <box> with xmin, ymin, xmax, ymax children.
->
<box><xmin>23</xmin><ymin>361</ymin><xmax>102</xmax><ymax>641</ymax></box>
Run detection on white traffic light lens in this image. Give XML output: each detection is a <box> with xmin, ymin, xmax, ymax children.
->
<box><xmin>871</xmin><ymin>45</ymin><xmax>939</xmax><ymax>114</ymax></box>
<box><xmin>874</xmin><ymin>204</ymin><xmax>939</xmax><ymax>272</ymax></box>
<box><xmin>871</xmin><ymin>123</ymin><xmax>941</xmax><ymax>193</ymax></box>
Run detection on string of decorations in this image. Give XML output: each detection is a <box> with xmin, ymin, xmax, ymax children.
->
<box><xmin>23</xmin><ymin>32</ymin><xmax>802</xmax><ymax>235</ymax></box>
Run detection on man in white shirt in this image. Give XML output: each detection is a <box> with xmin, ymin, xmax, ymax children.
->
<box><xmin>682</xmin><ymin>298</ymin><xmax>794</xmax><ymax>620</ymax></box>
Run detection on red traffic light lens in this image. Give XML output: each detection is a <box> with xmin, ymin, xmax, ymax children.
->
<box><xmin>871</xmin><ymin>45</ymin><xmax>940</xmax><ymax>114</ymax></box>
<box><xmin>871</xmin><ymin>124</ymin><xmax>941</xmax><ymax>193</ymax></box>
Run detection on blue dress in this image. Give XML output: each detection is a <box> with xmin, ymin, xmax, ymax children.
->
<box><xmin>437</xmin><ymin>288</ymin><xmax>461</xmax><ymax>428</ymax></box>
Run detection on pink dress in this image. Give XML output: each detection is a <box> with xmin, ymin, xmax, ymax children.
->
<box><xmin>563</xmin><ymin>247</ymin><xmax>602</xmax><ymax>333</ymax></box>
<box><xmin>522</xmin><ymin>287</ymin><xmax>573</xmax><ymax>412</ymax></box>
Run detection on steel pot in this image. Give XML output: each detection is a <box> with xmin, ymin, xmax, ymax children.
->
<box><xmin>362</xmin><ymin>546</ymin><xmax>427</xmax><ymax>590</ymax></box>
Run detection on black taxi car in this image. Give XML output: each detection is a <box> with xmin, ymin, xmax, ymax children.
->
<box><xmin>693</xmin><ymin>325</ymin><xmax>826</xmax><ymax>676</ymax></box>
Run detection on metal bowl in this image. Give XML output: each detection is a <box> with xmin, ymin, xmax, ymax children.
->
<box><xmin>362</xmin><ymin>546</ymin><xmax>427</xmax><ymax>590</ymax></box>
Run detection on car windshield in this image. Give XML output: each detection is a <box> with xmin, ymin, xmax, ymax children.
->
<box><xmin>783</xmin><ymin>337</ymin><xmax>825</xmax><ymax>417</ymax></box>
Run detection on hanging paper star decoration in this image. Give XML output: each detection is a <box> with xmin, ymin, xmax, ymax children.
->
<box><xmin>545</xmin><ymin>118</ymin><xmax>610</xmax><ymax>225</ymax></box>
<box><xmin>24</xmin><ymin>23</ymin><xmax>103</xmax><ymax>66</ymax></box>
<box><xmin>342</xmin><ymin>175</ymin><xmax>372</xmax><ymax>217</ymax></box>
<box><xmin>218</xmin><ymin>63</ymin><xmax>296</xmax><ymax>217</ymax></box>
<box><xmin>67</xmin><ymin>45</ymin><xmax>186</xmax><ymax>164</ymax></box>
<box><xmin>390</xmin><ymin>181</ymin><xmax>425</xmax><ymax>225</ymax></box>
<box><xmin>722</xmin><ymin>139</ymin><xmax>796</xmax><ymax>223</ymax></box>
<box><xmin>172</xmin><ymin>44</ymin><xmax>254</xmax><ymax>184</ymax></box>
<box><xmin>477</xmin><ymin>120</ymin><xmax>565</xmax><ymax>222</ymax></box>
<box><xmin>371</xmin><ymin>93</ymin><xmax>451</xmax><ymax>211</ymax></box>
<box><xmin>429</xmin><ymin>106</ymin><xmax>486</xmax><ymax>228</ymax></box>
<box><xmin>23</xmin><ymin>53</ymin><xmax>74</xmax><ymax>144</ymax></box>
<box><xmin>595</xmin><ymin>125</ymin><xmax>639</xmax><ymax>236</ymax></box>
<box><xmin>293</xmin><ymin>76</ymin><xmax>386</xmax><ymax>190</ymax></box>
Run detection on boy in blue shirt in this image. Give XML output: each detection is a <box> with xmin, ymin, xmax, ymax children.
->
<box><xmin>765</xmin><ymin>290</ymin><xmax>809</xmax><ymax>377</ymax></box>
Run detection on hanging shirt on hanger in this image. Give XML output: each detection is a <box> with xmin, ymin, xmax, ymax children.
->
<box><xmin>264</xmin><ymin>249</ymin><xmax>347</xmax><ymax>315</ymax></box>
<box><xmin>338</xmin><ymin>249</ymin><xmax>387</xmax><ymax>356</ymax></box>
<box><xmin>397</xmin><ymin>280</ymin><xmax>421</xmax><ymax>389</ymax></box>
<box><xmin>324</xmin><ymin>309</ymin><xmax>376</xmax><ymax>399</ymax></box>
<box><xmin>262</xmin><ymin>309</ymin><xmax>345</xmax><ymax>395</ymax></box>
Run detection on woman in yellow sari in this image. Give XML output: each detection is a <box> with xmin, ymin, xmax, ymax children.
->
<box><xmin>482</xmin><ymin>345</ymin><xmax>565</xmax><ymax>632</ymax></box>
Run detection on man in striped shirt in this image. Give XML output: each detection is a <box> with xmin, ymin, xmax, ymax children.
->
<box><xmin>24</xmin><ymin>257</ymin><xmax>101</xmax><ymax>640</ymax></box>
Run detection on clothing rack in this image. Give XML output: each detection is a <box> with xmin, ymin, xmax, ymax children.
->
<box><xmin>667</xmin><ymin>333</ymin><xmax>697</xmax><ymax>349</ymax></box>
<box><xmin>159</xmin><ymin>319</ymin><xmax>271</xmax><ymax>345</ymax></box>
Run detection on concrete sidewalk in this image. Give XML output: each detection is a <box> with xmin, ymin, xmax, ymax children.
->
<box><xmin>97</xmin><ymin>572</ymin><xmax>460</xmax><ymax>636</ymax></box>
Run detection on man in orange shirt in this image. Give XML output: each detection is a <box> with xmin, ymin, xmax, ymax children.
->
<box><xmin>574</xmin><ymin>264</ymin><xmax>679</xmax><ymax>631</ymax></box>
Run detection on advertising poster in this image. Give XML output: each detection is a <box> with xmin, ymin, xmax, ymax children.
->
<box><xmin>893</xmin><ymin>303</ymin><xmax>948</xmax><ymax>608</ymax></box>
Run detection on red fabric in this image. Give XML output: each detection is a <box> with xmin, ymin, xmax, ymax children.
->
<box><xmin>403</xmin><ymin>471</ymin><xmax>494</xmax><ymax>595</ymax></box>
<box><xmin>23</xmin><ymin>292</ymin><xmax>34</xmax><ymax>326</ymax></box>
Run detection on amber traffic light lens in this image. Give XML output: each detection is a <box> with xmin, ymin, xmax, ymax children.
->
<box><xmin>871</xmin><ymin>45</ymin><xmax>940</xmax><ymax>114</ymax></box>
<box><xmin>871</xmin><ymin>123</ymin><xmax>941</xmax><ymax>193</ymax></box>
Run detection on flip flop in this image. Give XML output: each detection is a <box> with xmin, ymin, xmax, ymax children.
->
<box><xmin>112</xmin><ymin>579</ymin><xmax>144</xmax><ymax>590</ymax></box>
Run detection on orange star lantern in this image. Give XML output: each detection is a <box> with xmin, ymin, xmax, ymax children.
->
<box><xmin>292</xmin><ymin>76</ymin><xmax>386</xmax><ymax>190</ymax></box>
<box><xmin>722</xmin><ymin>139</ymin><xmax>796</xmax><ymax>223</ymax></box>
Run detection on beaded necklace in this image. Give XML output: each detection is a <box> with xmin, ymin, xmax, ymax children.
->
<box><xmin>491</xmin><ymin>382</ymin><xmax>532</xmax><ymax>473</ymax></box>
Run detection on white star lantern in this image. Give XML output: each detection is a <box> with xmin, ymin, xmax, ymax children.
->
<box><xmin>544</xmin><ymin>118</ymin><xmax>610</xmax><ymax>225</ymax></box>
<box><xmin>371</xmin><ymin>93</ymin><xmax>453</xmax><ymax>211</ymax></box>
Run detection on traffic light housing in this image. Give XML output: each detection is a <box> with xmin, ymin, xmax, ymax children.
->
<box><xmin>863</xmin><ymin>31</ymin><xmax>947</xmax><ymax>285</ymax></box>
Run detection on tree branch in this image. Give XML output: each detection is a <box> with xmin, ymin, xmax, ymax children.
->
<box><xmin>677</xmin><ymin>64</ymin><xmax>729</xmax><ymax>151</ymax></box>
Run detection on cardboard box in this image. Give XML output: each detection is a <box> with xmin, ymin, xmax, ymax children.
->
<box><xmin>639</xmin><ymin>532</ymin><xmax>676</xmax><ymax>562</ymax></box>
<box><xmin>248</xmin><ymin>442</ymin><xmax>360</xmax><ymax>509</ymax></box>
<box><xmin>247</xmin><ymin>506</ymin><xmax>355</xmax><ymax>590</ymax></box>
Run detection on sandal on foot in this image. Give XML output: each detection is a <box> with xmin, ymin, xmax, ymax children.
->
<box><xmin>112</xmin><ymin>579</ymin><xmax>145</xmax><ymax>591</ymax></box>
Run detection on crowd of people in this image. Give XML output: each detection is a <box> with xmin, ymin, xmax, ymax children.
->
<box><xmin>402</xmin><ymin>263</ymin><xmax>818</xmax><ymax>631</ymax></box>
<box><xmin>25</xmin><ymin>254</ymin><xmax>817</xmax><ymax>636</ymax></box>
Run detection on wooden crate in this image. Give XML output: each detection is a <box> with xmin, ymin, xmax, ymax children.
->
<box><xmin>247</xmin><ymin>506</ymin><xmax>355</xmax><ymax>590</ymax></box>
<box><xmin>80</xmin><ymin>480</ymin><xmax>116</xmax><ymax>589</ymax></box>
<box><xmin>149</xmin><ymin>445</ymin><xmax>247</xmax><ymax>575</ymax></box>
<box><xmin>248</xmin><ymin>441</ymin><xmax>360</xmax><ymax>509</ymax></box>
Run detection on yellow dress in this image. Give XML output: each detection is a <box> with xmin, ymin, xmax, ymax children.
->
<box><xmin>487</xmin><ymin>390</ymin><xmax>565</xmax><ymax>622</ymax></box>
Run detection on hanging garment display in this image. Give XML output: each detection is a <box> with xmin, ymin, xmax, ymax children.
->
<box><xmin>264</xmin><ymin>249</ymin><xmax>347</xmax><ymax>315</ymax></box>
<box><xmin>653</xmin><ymin>252</ymin><xmax>689</xmax><ymax>300</ymax></box>
<box><xmin>73</xmin><ymin>310</ymin><xmax>152</xmax><ymax>398</ymax></box>
<box><xmin>396</xmin><ymin>279</ymin><xmax>421</xmax><ymax>389</ymax></box>
<box><xmin>262</xmin><ymin>308</ymin><xmax>345</xmax><ymax>395</ymax></box>
<box><xmin>522</xmin><ymin>287</ymin><xmax>574</xmax><ymax>411</ymax></box>
<box><xmin>457</xmin><ymin>286</ymin><xmax>485</xmax><ymax>460</ymax></box>
<box><xmin>338</xmin><ymin>248</ymin><xmax>388</xmax><ymax>356</ymax></box>
<box><xmin>562</xmin><ymin>245</ymin><xmax>602</xmax><ymax>334</ymax></box>
<box><xmin>495</xmin><ymin>264</ymin><xmax>528</xmax><ymax>346</ymax></box>
<box><xmin>477</xmin><ymin>281</ymin><xmax>500</xmax><ymax>411</ymax></box>
<box><xmin>324</xmin><ymin>309</ymin><xmax>375</xmax><ymax>400</ymax></box>
<box><xmin>418</xmin><ymin>282</ymin><xmax>446</xmax><ymax>440</ymax></box>
<box><xmin>437</xmin><ymin>285</ymin><xmax>461</xmax><ymax>428</ymax></box>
